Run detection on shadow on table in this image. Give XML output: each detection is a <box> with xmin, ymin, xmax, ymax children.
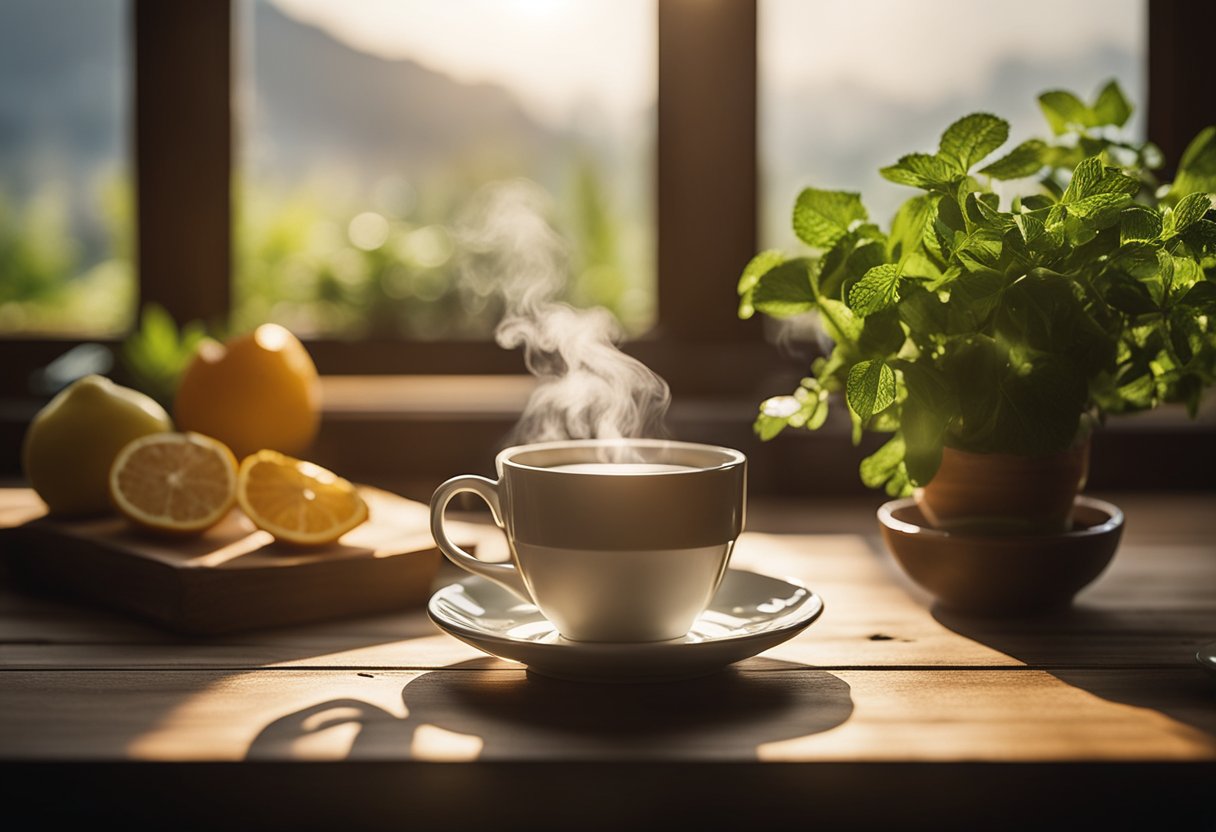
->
<box><xmin>933</xmin><ymin>604</ymin><xmax>1216</xmax><ymax>738</ymax></box>
<box><xmin>248</xmin><ymin>657</ymin><xmax>854</xmax><ymax>761</ymax></box>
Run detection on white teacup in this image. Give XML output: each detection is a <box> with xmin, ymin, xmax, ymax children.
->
<box><xmin>429</xmin><ymin>438</ymin><xmax>747</xmax><ymax>643</ymax></box>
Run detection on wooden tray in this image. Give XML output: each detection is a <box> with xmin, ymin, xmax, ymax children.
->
<box><xmin>0</xmin><ymin>487</ymin><xmax>466</xmax><ymax>635</ymax></box>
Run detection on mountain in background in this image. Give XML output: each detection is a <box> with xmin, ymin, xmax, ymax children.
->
<box><xmin>245</xmin><ymin>0</ymin><xmax>563</xmax><ymax>186</ymax></box>
<box><xmin>0</xmin><ymin>0</ymin><xmax>1139</xmax><ymax>234</ymax></box>
<box><xmin>0</xmin><ymin>0</ymin><xmax>562</xmax><ymax>197</ymax></box>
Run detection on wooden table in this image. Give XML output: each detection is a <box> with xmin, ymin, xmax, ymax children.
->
<box><xmin>1</xmin><ymin>489</ymin><xmax>1213</xmax><ymax>828</ymax></box>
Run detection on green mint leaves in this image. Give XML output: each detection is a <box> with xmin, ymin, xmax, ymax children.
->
<box><xmin>846</xmin><ymin>359</ymin><xmax>896</xmax><ymax>422</ymax></box>
<box><xmin>939</xmin><ymin>113</ymin><xmax>1009</xmax><ymax>173</ymax></box>
<box><xmin>882</xmin><ymin>113</ymin><xmax>1010</xmax><ymax>191</ymax></box>
<box><xmin>1172</xmin><ymin>127</ymin><xmax>1216</xmax><ymax>197</ymax></box>
<box><xmin>739</xmin><ymin>79</ymin><xmax>1216</xmax><ymax>496</ymax></box>
<box><xmin>980</xmin><ymin>140</ymin><xmax>1048</xmax><ymax>180</ymax></box>
<box><xmin>793</xmin><ymin>188</ymin><xmax>867</xmax><ymax>248</ymax></box>
<box><xmin>848</xmin><ymin>263</ymin><xmax>902</xmax><ymax>317</ymax></box>
<box><xmin>1039</xmin><ymin>81</ymin><xmax>1132</xmax><ymax>136</ymax></box>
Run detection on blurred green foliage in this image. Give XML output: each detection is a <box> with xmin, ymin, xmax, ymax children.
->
<box><xmin>1</xmin><ymin>157</ymin><xmax>652</xmax><ymax>340</ymax></box>
<box><xmin>0</xmin><ymin>176</ymin><xmax>134</xmax><ymax>334</ymax></box>
<box><xmin>234</xmin><ymin>156</ymin><xmax>652</xmax><ymax>338</ymax></box>
<box><xmin>120</xmin><ymin>304</ymin><xmax>208</xmax><ymax>409</ymax></box>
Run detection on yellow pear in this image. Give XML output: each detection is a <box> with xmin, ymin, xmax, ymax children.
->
<box><xmin>22</xmin><ymin>375</ymin><xmax>173</xmax><ymax>516</ymax></box>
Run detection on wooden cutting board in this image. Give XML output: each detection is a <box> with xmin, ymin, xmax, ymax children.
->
<box><xmin>0</xmin><ymin>487</ymin><xmax>470</xmax><ymax>635</ymax></box>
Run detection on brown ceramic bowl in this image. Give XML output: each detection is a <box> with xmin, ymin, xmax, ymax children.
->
<box><xmin>877</xmin><ymin>495</ymin><xmax>1123</xmax><ymax>616</ymax></box>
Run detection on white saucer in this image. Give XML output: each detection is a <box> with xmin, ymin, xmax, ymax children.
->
<box><xmin>1199</xmin><ymin>642</ymin><xmax>1216</xmax><ymax>678</ymax></box>
<box><xmin>427</xmin><ymin>568</ymin><xmax>824</xmax><ymax>682</ymax></box>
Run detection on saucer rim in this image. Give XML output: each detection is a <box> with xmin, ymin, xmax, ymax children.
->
<box><xmin>1198</xmin><ymin>641</ymin><xmax>1216</xmax><ymax>677</ymax></box>
<box><xmin>878</xmin><ymin>494</ymin><xmax>1123</xmax><ymax>541</ymax></box>
<box><xmin>427</xmin><ymin>568</ymin><xmax>825</xmax><ymax>653</ymax></box>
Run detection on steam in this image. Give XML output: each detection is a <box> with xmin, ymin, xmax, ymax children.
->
<box><xmin>457</xmin><ymin>180</ymin><xmax>669</xmax><ymax>445</ymax></box>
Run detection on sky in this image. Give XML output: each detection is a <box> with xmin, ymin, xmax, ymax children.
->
<box><xmin>269</xmin><ymin>0</ymin><xmax>656</xmax><ymax>127</ymax></box>
<box><xmin>270</xmin><ymin>0</ymin><xmax>1145</xmax><ymax>129</ymax></box>
<box><xmin>761</xmin><ymin>0</ymin><xmax>1146</xmax><ymax>104</ymax></box>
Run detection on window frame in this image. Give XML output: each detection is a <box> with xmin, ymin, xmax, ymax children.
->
<box><xmin>2</xmin><ymin>0</ymin><xmax>1213</xmax><ymax>494</ymax></box>
<box><xmin>3</xmin><ymin>2</ymin><xmax>1207</xmax><ymax>382</ymax></box>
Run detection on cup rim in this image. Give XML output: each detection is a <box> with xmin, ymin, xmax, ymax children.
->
<box><xmin>496</xmin><ymin>438</ymin><xmax>746</xmax><ymax>475</ymax></box>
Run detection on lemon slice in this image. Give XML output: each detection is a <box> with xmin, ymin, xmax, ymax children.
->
<box><xmin>236</xmin><ymin>450</ymin><xmax>368</xmax><ymax>545</ymax></box>
<box><xmin>109</xmin><ymin>432</ymin><xmax>238</xmax><ymax>535</ymax></box>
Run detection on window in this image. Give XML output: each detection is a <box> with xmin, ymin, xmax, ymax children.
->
<box><xmin>0</xmin><ymin>0</ymin><xmax>1208</xmax><ymax>491</ymax></box>
<box><xmin>760</xmin><ymin>0</ymin><xmax>1148</xmax><ymax>250</ymax></box>
<box><xmin>0</xmin><ymin>0</ymin><xmax>133</xmax><ymax>335</ymax></box>
<box><xmin>235</xmin><ymin>0</ymin><xmax>656</xmax><ymax>339</ymax></box>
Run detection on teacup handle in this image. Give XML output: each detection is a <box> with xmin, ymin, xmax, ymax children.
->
<box><xmin>429</xmin><ymin>475</ymin><xmax>532</xmax><ymax>602</ymax></box>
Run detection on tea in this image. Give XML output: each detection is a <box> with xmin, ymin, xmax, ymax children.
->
<box><xmin>546</xmin><ymin>463</ymin><xmax>695</xmax><ymax>474</ymax></box>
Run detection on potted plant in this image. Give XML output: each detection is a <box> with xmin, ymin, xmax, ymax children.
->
<box><xmin>741</xmin><ymin>81</ymin><xmax>1215</xmax><ymax>535</ymax></box>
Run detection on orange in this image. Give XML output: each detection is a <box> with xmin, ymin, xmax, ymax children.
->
<box><xmin>23</xmin><ymin>375</ymin><xmax>173</xmax><ymax>516</ymax></box>
<box><xmin>174</xmin><ymin>324</ymin><xmax>320</xmax><ymax>460</ymax></box>
<box><xmin>109</xmin><ymin>432</ymin><xmax>238</xmax><ymax>535</ymax></box>
<box><xmin>236</xmin><ymin>450</ymin><xmax>368</xmax><ymax>546</ymax></box>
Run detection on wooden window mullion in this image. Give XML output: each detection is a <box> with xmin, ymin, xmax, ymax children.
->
<box><xmin>657</xmin><ymin>0</ymin><xmax>758</xmax><ymax>343</ymax></box>
<box><xmin>134</xmin><ymin>0</ymin><xmax>232</xmax><ymax>327</ymax></box>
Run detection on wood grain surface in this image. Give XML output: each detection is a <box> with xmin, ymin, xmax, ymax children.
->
<box><xmin>0</xmin><ymin>488</ymin><xmax>1212</xmax><ymax>826</ymax></box>
<box><xmin>0</xmin><ymin>488</ymin><xmax>468</xmax><ymax>634</ymax></box>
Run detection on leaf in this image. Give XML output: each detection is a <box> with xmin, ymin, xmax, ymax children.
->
<box><xmin>954</xmin><ymin>230</ymin><xmax>1006</xmax><ymax>272</ymax></box>
<box><xmin>737</xmin><ymin>249</ymin><xmax>785</xmax><ymax>319</ymax></box>
<box><xmin>815</xmin><ymin>238</ymin><xmax>853</xmax><ymax>298</ymax></box>
<box><xmin>930</xmin><ymin>192</ymin><xmax>967</xmax><ymax>259</ymax></box>
<box><xmin>754</xmin><ymin>395</ymin><xmax>803</xmax><ymax>440</ymax></box>
<box><xmin>1177</xmin><ymin>280</ymin><xmax>1216</xmax><ymax>314</ymax></box>
<box><xmin>965</xmin><ymin>192</ymin><xmax>1012</xmax><ymax>230</ymax></box>
<box><xmin>859</xmin><ymin>435</ymin><xmax>905</xmax><ymax>489</ymax></box>
<box><xmin>895</xmin><ymin>361</ymin><xmax>954</xmax><ymax>486</ymax></box>
<box><xmin>1120</xmin><ymin>205</ymin><xmax>1163</xmax><ymax>244</ymax></box>
<box><xmin>979</xmin><ymin>139</ymin><xmax>1048</xmax><ymax>180</ymax></box>
<box><xmin>1015</xmin><ymin>213</ymin><xmax>1049</xmax><ymax>247</ymax></box>
<box><xmin>120</xmin><ymin>303</ymin><xmax>206</xmax><ymax>408</ymax></box>
<box><xmin>857</xmin><ymin>306</ymin><xmax>907</xmax><ymax>358</ymax></box>
<box><xmin>1017</xmin><ymin>194</ymin><xmax>1056</xmax><ymax>212</ymax></box>
<box><xmin>947</xmin><ymin>270</ymin><xmax>1007</xmax><ymax>331</ymax></box>
<box><xmin>897</xmin><ymin>283</ymin><xmax>947</xmax><ymax>342</ymax></box>
<box><xmin>1107</xmin><ymin>245</ymin><xmax>1166</xmax><ymax>312</ymax></box>
<box><xmin>994</xmin><ymin>358</ymin><xmax>1086</xmax><ymax>455</ymax></box>
<box><xmin>880</xmin><ymin>153</ymin><xmax>958</xmax><ymax>190</ymax></box>
<box><xmin>1067</xmin><ymin>192</ymin><xmax>1132</xmax><ymax>221</ymax></box>
<box><xmin>737</xmin><ymin>249</ymin><xmax>785</xmax><ymax>295</ymax></box>
<box><xmin>845</xmin><ymin>241</ymin><xmax>887</xmax><ymax>281</ymax></box>
<box><xmin>1062</xmin><ymin>156</ymin><xmax>1105</xmax><ymax>203</ymax></box>
<box><xmin>790</xmin><ymin>379</ymin><xmax>828</xmax><ymax>429</ymax></box>
<box><xmin>1181</xmin><ymin>218</ymin><xmax>1216</xmax><ymax>258</ymax></box>
<box><xmin>887</xmin><ymin>195</ymin><xmax>934</xmax><ymax>262</ymax></box>
<box><xmin>846</xmin><ymin>359</ymin><xmax>896</xmax><ymax>422</ymax></box>
<box><xmin>939</xmin><ymin>336</ymin><xmax>1004</xmax><ymax>448</ymax></box>
<box><xmin>793</xmin><ymin>188</ymin><xmax>867</xmax><ymax>248</ymax></box>
<box><xmin>848</xmin><ymin>263</ymin><xmax>902</xmax><ymax>317</ymax></box>
<box><xmin>1168</xmin><ymin>306</ymin><xmax>1201</xmax><ymax>364</ymax></box>
<box><xmin>1172</xmin><ymin>126</ymin><xmax>1216</xmax><ymax>198</ymax></box>
<box><xmin>938</xmin><ymin>113</ymin><xmax>1009</xmax><ymax>172</ymax></box>
<box><xmin>1172</xmin><ymin>192</ymin><xmax>1212</xmax><ymax>234</ymax></box>
<box><xmin>751</xmin><ymin>260</ymin><xmax>815</xmax><ymax>317</ymax></box>
<box><xmin>1172</xmin><ymin>256</ymin><xmax>1203</xmax><ymax>293</ymax></box>
<box><xmin>997</xmin><ymin>272</ymin><xmax>1086</xmax><ymax>353</ymax></box>
<box><xmin>900</xmin><ymin>404</ymin><xmax>947</xmax><ymax>487</ymax></box>
<box><xmin>817</xmin><ymin>298</ymin><xmax>863</xmax><ymax>344</ymax></box>
<box><xmin>1091</xmin><ymin>80</ymin><xmax>1132</xmax><ymax>127</ymax></box>
<box><xmin>1039</xmin><ymin>90</ymin><xmax>1092</xmax><ymax>135</ymax></box>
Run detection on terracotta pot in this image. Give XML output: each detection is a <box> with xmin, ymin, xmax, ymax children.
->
<box><xmin>878</xmin><ymin>496</ymin><xmax>1122</xmax><ymax>616</ymax></box>
<box><xmin>916</xmin><ymin>438</ymin><xmax>1090</xmax><ymax>534</ymax></box>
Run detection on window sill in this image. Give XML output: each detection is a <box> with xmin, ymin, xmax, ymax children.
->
<box><xmin>1</xmin><ymin>375</ymin><xmax>1211</xmax><ymax>503</ymax></box>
